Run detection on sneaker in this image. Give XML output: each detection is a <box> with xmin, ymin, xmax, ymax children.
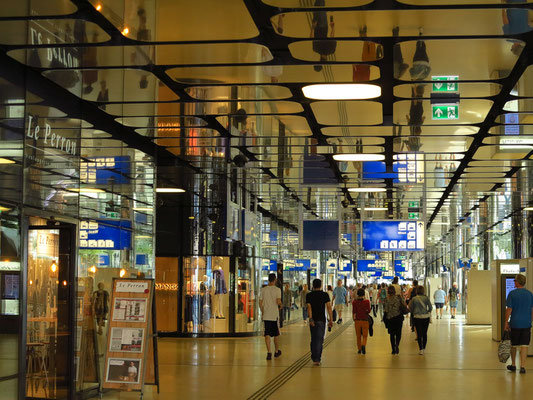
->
<box><xmin>266</xmin><ymin>353</ymin><xmax>272</xmax><ymax>361</ymax></box>
<box><xmin>419</xmin><ymin>349</ymin><xmax>424</xmax><ymax>355</ymax></box>
<box><xmin>313</xmin><ymin>361</ymin><xmax>321</xmax><ymax>366</ymax></box>
<box><xmin>520</xmin><ymin>368</ymin><xmax>526</xmax><ymax>374</ymax></box>
<box><xmin>507</xmin><ymin>365</ymin><xmax>516</xmax><ymax>372</ymax></box>
<box><xmin>357</xmin><ymin>349</ymin><xmax>362</xmax><ymax>354</ymax></box>
<box><xmin>362</xmin><ymin>346</ymin><xmax>366</xmax><ymax>355</ymax></box>
<box><xmin>274</xmin><ymin>350</ymin><xmax>282</xmax><ymax>358</ymax></box>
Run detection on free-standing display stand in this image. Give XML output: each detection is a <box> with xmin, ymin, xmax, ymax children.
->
<box><xmin>101</xmin><ymin>279</ymin><xmax>159</xmax><ymax>399</ymax></box>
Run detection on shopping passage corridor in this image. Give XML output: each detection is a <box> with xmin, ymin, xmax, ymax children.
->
<box><xmin>99</xmin><ymin>315</ymin><xmax>531</xmax><ymax>400</ymax></box>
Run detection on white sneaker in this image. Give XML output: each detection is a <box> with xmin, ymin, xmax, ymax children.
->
<box><xmin>419</xmin><ymin>349</ymin><xmax>424</xmax><ymax>355</ymax></box>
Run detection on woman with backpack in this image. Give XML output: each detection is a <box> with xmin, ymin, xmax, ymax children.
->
<box><xmin>384</xmin><ymin>285</ymin><xmax>407</xmax><ymax>355</ymax></box>
<box><xmin>352</xmin><ymin>288</ymin><xmax>371</xmax><ymax>354</ymax></box>
<box><xmin>408</xmin><ymin>285</ymin><xmax>433</xmax><ymax>355</ymax></box>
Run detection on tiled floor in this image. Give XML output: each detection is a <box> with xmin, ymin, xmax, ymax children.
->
<box><xmin>98</xmin><ymin>315</ymin><xmax>532</xmax><ymax>399</ymax></box>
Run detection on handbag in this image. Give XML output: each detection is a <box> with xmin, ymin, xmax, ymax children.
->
<box><xmin>399</xmin><ymin>296</ymin><xmax>409</xmax><ymax>315</ymax></box>
<box><xmin>498</xmin><ymin>331</ymin><xmax>512</xmax><ymax>363</ymax></box>
<box><xmin>367</xmin><ymin>314</ymin><xmax>374</xmax><ymax>337</ymax></box>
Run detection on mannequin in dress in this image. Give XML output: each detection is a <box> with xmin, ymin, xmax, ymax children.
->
<box><xmin>92</xmin><ymin>282</ymin><xmax>109</xmax><ymax>334</ymax></box>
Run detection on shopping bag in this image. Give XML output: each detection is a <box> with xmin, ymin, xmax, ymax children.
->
<box><xmin>498</xmin><ymin>331</ymin><xmax>512</xmax><ymax>363</ymax></box>
<box><xmin>332</xmin><ymin>309</ymin><xmax>337</xmax><ymax>322</ymax></box>
<box><xmin>368</xmin><ymin>315</ymin><xmax>374</xmax><ymax>337</ymax></box>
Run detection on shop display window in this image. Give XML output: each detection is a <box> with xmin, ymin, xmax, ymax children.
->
<box><xmin>182</xmin><ymin>256</ymin><xmax>230</xmax><ymax>334</ymax></box>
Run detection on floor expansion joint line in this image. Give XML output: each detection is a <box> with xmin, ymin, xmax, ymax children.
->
<box><xmin>246</xmin><ymin>322</ymin><xmax>352</xmax><ymax>400</ymax></box>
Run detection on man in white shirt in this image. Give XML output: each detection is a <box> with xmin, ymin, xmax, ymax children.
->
<box><xmin>259</xmin><ymin>273</ymin><xmax>282</xmax><ymax>360</ymax></box>
<box><xmin>391</xmin><ymin>276</ymin><xmax>402</xmax><ymax>296</ymax></box>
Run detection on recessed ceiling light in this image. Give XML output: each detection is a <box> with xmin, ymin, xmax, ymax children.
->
<box><xmin>302</xmin><ymin>84</ymin><xmax>381</xmax><ymax>100</ymax></box>
<box><xmin>156</xmin><ymin>188</ymin><xmax>186</xmax><ymax>193</ymax></box>
<box><xmin>348</xmin><ymin>187</ymin><xmax>387</xmax><ymax>193</ymax></box>
<box><xmin>333</xmin><ymin>154</ymin><xmax>385</xmax><ymax>161</ymax></box>
<box><xmin>357</xmin><ymin>207</ymin><xmax>388</xmax><ymax>211</ymax></box>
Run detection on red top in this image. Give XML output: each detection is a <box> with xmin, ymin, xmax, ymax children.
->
<box><xmin>352</xmin><ymin>299</ymin><xmax>371</xmax><ymax>320</ymax></box>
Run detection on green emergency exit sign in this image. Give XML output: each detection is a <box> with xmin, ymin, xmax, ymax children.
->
<box><xmin>432</xmin><ymin>105</ymin><xmax>458</xmax><ymax>120</ymax></box>
<box><xmin>408</xmin><ymin>201</ymin><xmax>419</xmax><ymax>208</ymax></box>
<box><xmin>408</xmin><ymin>212</ymin><xmax>419</xmax><ymax>220</ymax></box>
<box><xmin>432</xmin><ymin>76</ymin><xmax>458</xmax><ymax>92</ymax></box>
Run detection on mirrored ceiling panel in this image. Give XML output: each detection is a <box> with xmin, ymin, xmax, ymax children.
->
<box><xmin>0</xmin><ymin>0</ymin><xmax>77</xmax><ymax>17</ymax></box>
<box><xmin>10</xmin><ymin>43</ymin><xmax>273</xmax><ymax>68</ymax></box>
<box><xmin>185</xmin><ymin>85</ymin><xmax>292</xmax><ymax>101</ymax></box>
<box><xmin>89</xmin><ymin>0</ymin><xmax>259</xmax><ymax>41</ymax></box>
<box><xmin>473</xmin><ymin>144</ymin><xmax>530</xmax><ymax>160</ymax></box>
<box><xmin>514</xmin><ymin>65</ymin><xmax>533</xmax><ymax>97</ymax></box>
<box><xmin>262</xmin><ymin>0</ymin><xmax>372</xmax><ymax>7</ymax></box>
<box><xmin>289</xmin><ymin>40</ymin><xmax>383</xmax><ymax>62</ymax></box>
<box><xmin>276</xmin><ymin>10</ymin><xmax>532</xmax><ymax>38</ymax></box>
<box><xmin>169</xmin><ymin>64</ymin><xmax>380</xmax><ymax>84</ymax></box>
<box><xmin>311</xmin><ymin>101</ymin><xmax>382</xmax><ymax>125</ymax></box>
<box><xmin>322</xmin><ymin>125</ymin><xmax>479</xmax><ymax>136</ymax></box>
<box><xmin>398</xmin><ymin>0</ymin><xmax>533</xmax><ymax>5</ymax></box>
<box><xmin>0</xmin><ymin>20</ymin><xmax>110</xmax><ymax>46</ymax></box>
<box><xmin>42</xmin><ymin>69</ymin><xmax>178</xmax><ymax>102</ymax></box>
<box><xmin>217</xmin><ymin>115</ymin><xmax>312</xmax><ymax>136</ymax></box>
<box><xmin>394</xmin><ymin>83</ymin><xmax>501</xmax><ymax>98</ymax></box>
<box><xmin>392</xmin><ymin>136</ymin><xmax>474</xmax><ymax>153</ymax></box>
<box><xmin>394</xmin><ymin>39</ymin><xmax>522</xmax><ymax>81</ymax></box>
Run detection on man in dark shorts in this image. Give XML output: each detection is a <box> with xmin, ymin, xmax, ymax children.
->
<box><xmin>307</xmin><ymin>278</ymin><xmax>334</xmax><ymax>366</ymax></box>
<box><xmin>259</xmin><ymin>273</ymin><xmax>282</xmax><ymax>360</ymax></box>
<box><xmin>505</xmin><ymin>274</ymin><xmax>533</xmax><ymax>374</ymax></box>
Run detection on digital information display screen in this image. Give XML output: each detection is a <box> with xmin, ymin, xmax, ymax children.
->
<box><xmin>362</xmin><ymin>220</ymin><xmax>425</xmax><ymax>251</ymax></box>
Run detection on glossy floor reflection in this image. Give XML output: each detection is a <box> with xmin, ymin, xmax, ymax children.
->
<box><xmin>98</xmin><ymin>315</ymin><xmax>532</xmax><ymax>399</ymax></box>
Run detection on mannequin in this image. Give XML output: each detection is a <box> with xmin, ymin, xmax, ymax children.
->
<box><xmin>213</xmin><ymin>267</ymin><xmax>227</xmax><ymax>319</ymax></box>
<box><xmin>92</xmin><ymin>282</ymin><xmax>109</xmax><ymax>334</ymax></box>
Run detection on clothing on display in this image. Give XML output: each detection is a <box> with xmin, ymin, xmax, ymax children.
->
<box><xmin>213</xmin><ymin>269</ymin><xmax>227</xmax><ymax>294</ymax></box>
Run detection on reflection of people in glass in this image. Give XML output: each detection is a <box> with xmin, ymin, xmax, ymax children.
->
<box><xmin>403</xmin><ymin>85</ymin><xmax>425</xmax><ymax>152</ymax></box>
<box><xmin>409</xmin><ymin>29</ymin><xmax>431</xmax><ymax>82</ymax></box>
<box><xmin>311</xmin><ymin>0</ymin><xmax>336</xmax><ymax>71</ymax></box>
<box><xmin>352</xmin><ymin>26</ymin><xmax>381</xmax><ymax>82</ymax></box>
<box><xmin>132</xmin><ymin>6</ymin><xmax>152</xmax><ymax>89</ymax></box>
<box><xmin>502</xmin><ymin>0</ymin><xmax>529</xmax><ymax>55</ymax></box>
<box><xmin>393</xmin><ymin>26</ymin><xmax>409</xmax><ymax>80</ymax></box>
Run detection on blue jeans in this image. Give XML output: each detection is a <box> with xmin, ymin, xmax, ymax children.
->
<box><xmin>302</xmin><ymin>307</ymin><xmax>308</xmax><ymax>321</ymax></box>
<box><xmin>309</xmin><ymin>321</ymin><xmax>326</xmax><ymax>362</ymax></box>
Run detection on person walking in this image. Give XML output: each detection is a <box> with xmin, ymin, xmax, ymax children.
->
<box><xmin>378</xmin><ymin>283</ymin><xmax>387</xmax><ymax>320</ymax></box>
<box><xmin>259</xmin><ymin>273</ymin><xmax>282</xmax><ymax>360</ymax></box>
<box><xmin>282</xmin><ymin>283</ymin><xmax>292</xmax><ymax>322</ymax></box>
<box><xmin>353</xmin><ymin>288</ymin><xmax>371</xmax><ymax>354</ymax></box>
<box><xmin>409</xmin><ymin>286</ymin><xmax>433</xmax><ymax>355</ymax></box>
<box><xmin>505</xmin><ymin>274</ymin><xmax>533</xmax><ymax>374</ymax></box>
<box><xmin>370</xmin><ymin>284</ymin><xmax>379</xmax><ymax>317</ymax></box>
<box><xmin>300</xmin><ymin>284</ymin><xmax>310</xmax><ymax>324</ymax></box>
<box><xmin>306</xmin><ymin>278</ymin><xmax>334</xmax><ymax>366</ymax></box>
<box><xmin>407</xmin><ymin>280</ymin><xmax>418</xmax><ymax>332</ymax></box>
<box><xmin>332</xmin><ymin>279</ymin><xmax>348</xmax><ymax>324</ymax></box>
<box><xmin>384</xmin><ymin>285</ymin><xmax>405</xmax><ymax>354</ymax></box>
<box><xmin>391</xmin><ymin>276</ymin><xmax>402</xmax><ymax>296</ymax></box>
<box><xmin>433</xmin><ymin>286</ymin><xmax>447</xmax><ymax>319</ymax></box>
<box><xmin>449</xmin><ymin>282</ymin><xmax>461</xmax><ymax>319</ymax></box>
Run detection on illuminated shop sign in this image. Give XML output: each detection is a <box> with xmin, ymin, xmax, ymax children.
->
<box><xmin>26</xmin><ymin>115</ymin><xmax>77</xmax><ymax>156</ymax></box>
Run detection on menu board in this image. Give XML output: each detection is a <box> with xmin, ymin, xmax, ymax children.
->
<box><xmin>103</xmin><ymin>279</ymin><xmax>156</xmax><ymax>394</ymax></box>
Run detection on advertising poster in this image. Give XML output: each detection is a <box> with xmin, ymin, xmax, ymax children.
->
<box><xmin>112</xmin><ymin>298</ymin><xmax>147</xmax><ymax>322</ymax></box>
<box><xmin>109</xmin><ymin>328</ymin><xmax>144</xmax><ymax>353</ymax></box>
<box><xmin>106</xmin><ymin>358</ymin><xmax>141</xmax><ymax>384</ymax></box>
